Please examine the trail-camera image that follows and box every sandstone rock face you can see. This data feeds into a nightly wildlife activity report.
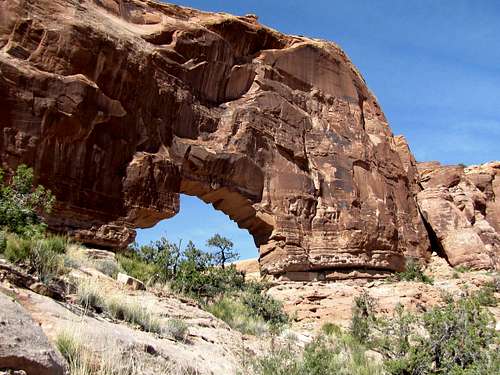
[416,161,500,269]
[0,0,430,277]
[0,292,66,375]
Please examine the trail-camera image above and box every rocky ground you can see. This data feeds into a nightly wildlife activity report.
[0,248,270,375]
[1,248,498,374]
[242,254,500,333]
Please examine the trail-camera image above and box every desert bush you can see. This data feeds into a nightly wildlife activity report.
[379,293,500,374]
[321,322,342,337]
[106,296,161,333]
[0,164,54,236]
[171,263,245,299]
[207,296,268,335]
[395,258,433,284]
[76,279,161,333]
[165,318,189,341]
[76,279,105,312]
[56,329,182,375]
[241,287,288,328]
[253,332,383,375]
[4,234,32,263]
[4,233,69,283]
[116,253,159,284]
[94,259,121,279]
[455,265,471,273]
[350,291,377,343]
[0,230,7,254]
[473,282,498,307]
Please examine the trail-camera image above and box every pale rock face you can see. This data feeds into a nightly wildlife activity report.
[416,162,500,269]
[1,0,429,277]
[0,292,67,375]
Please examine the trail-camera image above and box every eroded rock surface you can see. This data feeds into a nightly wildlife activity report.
[0,292,66,375]
[1,0,431,277]
[417,161,500,269]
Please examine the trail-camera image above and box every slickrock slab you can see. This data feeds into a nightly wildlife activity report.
[0,292,66,375]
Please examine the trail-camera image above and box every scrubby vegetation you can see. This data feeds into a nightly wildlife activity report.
[252,325,384,375]
[56,329,186,374]
[251,287,499,375]
[117,234,289,334]
[0,164,54,236]
[76,279,162,333]
[394,258,433,284]
[0,165,71,283]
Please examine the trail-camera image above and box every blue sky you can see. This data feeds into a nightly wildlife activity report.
[137,0,500,259]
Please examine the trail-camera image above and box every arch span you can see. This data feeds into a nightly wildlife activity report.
[0,0,430,278]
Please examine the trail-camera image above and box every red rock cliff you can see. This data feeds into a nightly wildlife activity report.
[0,0,435,278]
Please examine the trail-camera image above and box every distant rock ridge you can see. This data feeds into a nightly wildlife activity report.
[0,0,497,278]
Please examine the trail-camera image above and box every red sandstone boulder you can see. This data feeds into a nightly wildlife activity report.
[416,162,500,269]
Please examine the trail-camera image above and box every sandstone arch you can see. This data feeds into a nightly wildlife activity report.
[0,0,432,278]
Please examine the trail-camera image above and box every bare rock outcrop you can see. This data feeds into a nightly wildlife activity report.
[0,291,66,375]
[416,161,500,269]
[0,0,431,277]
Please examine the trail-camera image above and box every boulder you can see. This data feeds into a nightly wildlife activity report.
[0,292,66,375]
[416,162,500,269]
[117,273,146,291]
[0,0,430,277]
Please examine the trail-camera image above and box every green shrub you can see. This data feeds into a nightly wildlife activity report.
[4,234,32,263]
[4,234,68,283]
[116,253,159,284]
[252,347,301,375]
[94,259,121,278]
[171,264,245,299]
[241,288,288,328]
[395,258,433,284]
[253,333,383,375]
[0,230,7,254]
[455,265,471,273]
[107,297,161,333]
[321,322,342,337]
[474,282,498,307]
[76,279,161,333]
[381,293,500,374]
[165,318,189,341]
[207,296,268,335]
[0,165,54,236]
[350,291,376,343]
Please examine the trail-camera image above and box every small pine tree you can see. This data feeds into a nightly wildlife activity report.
[206,234,239,269]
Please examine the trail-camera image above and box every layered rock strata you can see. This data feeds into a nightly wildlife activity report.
[1,0,432,277]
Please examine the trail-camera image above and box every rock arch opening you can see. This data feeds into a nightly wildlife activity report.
[135,194,260,261]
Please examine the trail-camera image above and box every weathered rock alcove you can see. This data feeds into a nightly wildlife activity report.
[0,0,453,278]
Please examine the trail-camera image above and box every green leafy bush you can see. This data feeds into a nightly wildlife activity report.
[395,258,433,284]
[252,332,383,375]
[0,165,54,236]
[241,288,288,328]
[473,282,498,307]
[171,264,245,299]
[207,296,268,335]
[116,253,159,284]
[369,292,500,374]
[350,291,376,343]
